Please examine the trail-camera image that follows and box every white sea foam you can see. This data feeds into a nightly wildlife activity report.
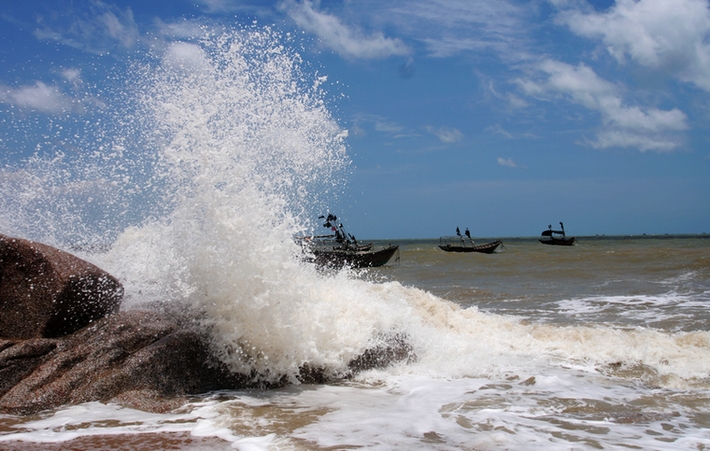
[5,372,710,451]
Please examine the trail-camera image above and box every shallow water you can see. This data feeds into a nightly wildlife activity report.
[380,236,710,331]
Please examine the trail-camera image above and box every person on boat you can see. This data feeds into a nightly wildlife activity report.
[465,228,472,240]
[456,227,466,245]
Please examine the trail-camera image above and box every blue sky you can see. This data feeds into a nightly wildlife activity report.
[1,0,709,239]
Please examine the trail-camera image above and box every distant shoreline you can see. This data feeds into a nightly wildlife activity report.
[367,233,710,243]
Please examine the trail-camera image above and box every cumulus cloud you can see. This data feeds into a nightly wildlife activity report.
[426,125,463,143]
[557,0,710,91]
[0,81,81,114]
[517,59,688,152]
[282,0,410,59]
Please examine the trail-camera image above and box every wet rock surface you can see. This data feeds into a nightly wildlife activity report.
[0,235,413,415]
[0,234,123,339]
[0,310,249,414]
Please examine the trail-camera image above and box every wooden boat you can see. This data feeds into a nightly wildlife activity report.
[438,227,502,254]
[300,213,399,268]
[311,244,400,269]
[539,222,576,246]
[298,235,374,252]
[439,239,502,254]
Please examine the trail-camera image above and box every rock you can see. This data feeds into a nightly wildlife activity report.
[0,308,415,415]
[0,236,415,415]
[108,389,188,414]
[0,310,250,415]
[347,333,415,372]
[0,338,58,397]
[0,234,123,339]
[297,333,415,384]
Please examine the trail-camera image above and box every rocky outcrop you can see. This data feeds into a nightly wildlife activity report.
[0,310,250,415]
[0,234,123,339]
[0,235,414,415]
[0,309,415,414]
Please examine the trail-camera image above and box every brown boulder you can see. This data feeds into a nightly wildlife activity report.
[0,237,415,415]
[0,234,123,339]
[0,310,250,415]
[0,308,415,415]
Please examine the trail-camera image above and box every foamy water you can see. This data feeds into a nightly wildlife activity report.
[2,24,710,450]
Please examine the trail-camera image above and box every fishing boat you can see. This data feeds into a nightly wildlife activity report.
[439,238,502,253]
[310,244,400,269]
[438,227,502,253]
[299,214,399,268]
[539,222,577,246]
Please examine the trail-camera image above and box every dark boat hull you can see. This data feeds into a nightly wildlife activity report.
[439,240,502,254]
[312,245,400,269]
[539,237,577,246]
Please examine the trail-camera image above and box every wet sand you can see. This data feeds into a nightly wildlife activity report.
[0,432,233,451]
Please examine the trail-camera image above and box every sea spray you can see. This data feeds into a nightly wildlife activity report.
[98,27,371,380]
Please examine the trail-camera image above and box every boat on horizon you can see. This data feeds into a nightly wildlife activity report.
[539,222,577,246]
[438,227,503,254]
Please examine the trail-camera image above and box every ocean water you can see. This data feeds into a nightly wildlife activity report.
[1,25,710,451]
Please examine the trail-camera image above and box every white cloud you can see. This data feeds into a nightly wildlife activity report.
[557,0,710,91]
[155,19,209,40]
[101,9,140,48]
[60,68,82,82]
[518,59,688,152]
[376,0,532,60]
[505,93,529,109]
[33,3,141,55]
[195,0,236,13]
[194,0,271,15]
[282,0,410,59]
[374,120,406,134]
[486,80,530,109]
[497,157,518,167]
[352,113,404,134]
[590,130,682,152]
[426,125,463,143]
[487,124,514,139]
[0,81,80,114]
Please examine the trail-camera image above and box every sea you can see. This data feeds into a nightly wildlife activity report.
[1,26,709,451]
